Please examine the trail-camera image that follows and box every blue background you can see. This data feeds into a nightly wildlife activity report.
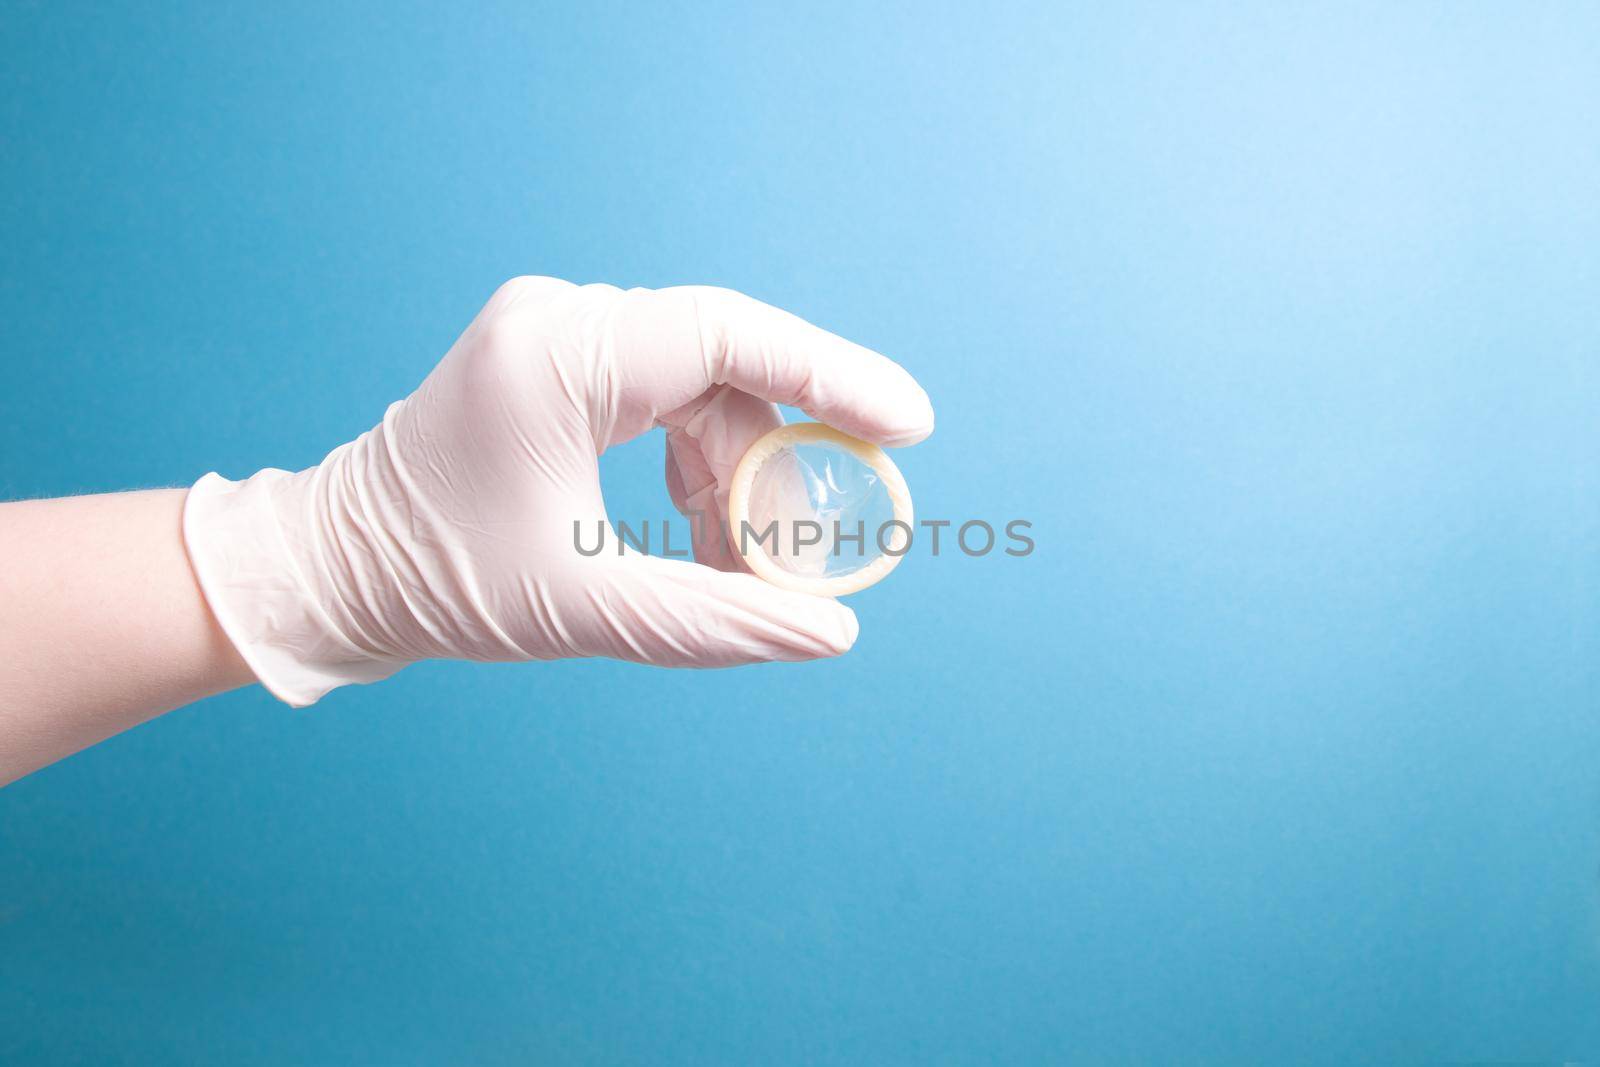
[3,1,1599,1061]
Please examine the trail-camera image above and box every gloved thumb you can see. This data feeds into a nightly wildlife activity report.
[571,552,860,667]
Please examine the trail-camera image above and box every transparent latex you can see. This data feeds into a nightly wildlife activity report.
[744,442,900,579]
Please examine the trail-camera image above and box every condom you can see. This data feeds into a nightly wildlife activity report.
[726,422,914,597]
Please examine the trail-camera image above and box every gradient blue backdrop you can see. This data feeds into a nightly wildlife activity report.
[4,1,1599,1062]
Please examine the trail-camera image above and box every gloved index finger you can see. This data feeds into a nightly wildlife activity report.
[679,286,936,447]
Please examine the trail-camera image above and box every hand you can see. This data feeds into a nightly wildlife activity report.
[183,278,935,706]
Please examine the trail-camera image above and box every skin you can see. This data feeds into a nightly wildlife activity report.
[0,281,935,786]
[0,490,256,784]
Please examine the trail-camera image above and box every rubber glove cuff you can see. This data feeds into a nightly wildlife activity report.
[184,466,405,707]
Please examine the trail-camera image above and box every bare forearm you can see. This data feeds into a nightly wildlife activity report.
[0,489,255,784]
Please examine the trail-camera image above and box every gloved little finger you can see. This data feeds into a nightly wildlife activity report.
[660,385,785,572]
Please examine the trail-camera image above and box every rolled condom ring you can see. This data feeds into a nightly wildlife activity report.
[726,422,914,597]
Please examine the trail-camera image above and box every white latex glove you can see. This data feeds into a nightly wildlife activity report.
[183,278,935,706]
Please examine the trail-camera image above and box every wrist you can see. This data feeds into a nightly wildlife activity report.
[183,463,407,707]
